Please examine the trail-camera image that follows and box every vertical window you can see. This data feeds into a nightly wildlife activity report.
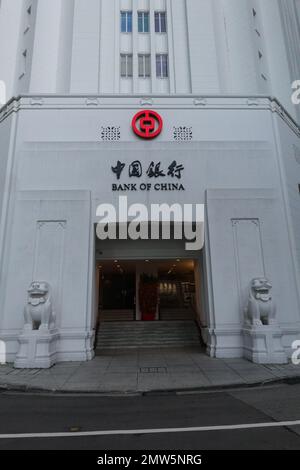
[156,54,168,78]
[24,5,32,33]
[138,54,151,78]
[120,54,133,78]
[138,11,149,33]
[121,11,132,33]
[155,12,167,33]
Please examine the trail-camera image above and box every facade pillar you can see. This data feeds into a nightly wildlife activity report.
[70,0,102,93]
[185,0,220,94]
[217,0,259,94]
[30,0,65,93]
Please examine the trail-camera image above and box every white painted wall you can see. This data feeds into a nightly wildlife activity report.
[0,95,299,361]
[0,0,23,101]
[0,0,299,119]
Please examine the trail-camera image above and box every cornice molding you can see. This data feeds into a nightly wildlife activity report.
[0,94,300,137]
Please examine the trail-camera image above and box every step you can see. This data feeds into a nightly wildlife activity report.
[97,328,200,336]
[96,320,202,350]
[99,310,135,322]
[98,320,197,328]
[160,308,195,321]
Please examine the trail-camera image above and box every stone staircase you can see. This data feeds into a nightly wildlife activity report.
[159,307,195,321]
[99,309,135,322]
[95,320,203,351]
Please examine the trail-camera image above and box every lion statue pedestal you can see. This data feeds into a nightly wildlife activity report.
[242,278,287,364]
[14,282,59,369]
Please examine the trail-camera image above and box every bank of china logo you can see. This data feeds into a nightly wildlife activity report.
[132,110,163,139]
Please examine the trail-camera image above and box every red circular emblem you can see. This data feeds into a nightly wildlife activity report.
[132,110,163,139]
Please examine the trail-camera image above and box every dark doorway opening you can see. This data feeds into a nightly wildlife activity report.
[98,262,136,322]
[102,272,135,310]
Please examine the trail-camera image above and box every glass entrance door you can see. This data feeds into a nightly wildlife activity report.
[102,272,135,310]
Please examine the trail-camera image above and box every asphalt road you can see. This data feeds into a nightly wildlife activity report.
[0,383,300,450]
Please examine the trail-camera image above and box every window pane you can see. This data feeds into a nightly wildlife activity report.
[120,55,126,76]
[144,13,149,33]
[127,55,133,77]
[156,55,162,77]
[156,55,168,78]
[138,56,144,77]
[121,11,132,32]
[138,13,143,32]
[155,12,166,33]
[139,55,149,77]
[155,12,160,32]
[138,12,149,33]
[139,55,151,77]
[127,12,132,32]
[162,55,168,77]
[121,54,133,77]
[161,13,167,32]
[121,12,126,32]
[145,55,151,77]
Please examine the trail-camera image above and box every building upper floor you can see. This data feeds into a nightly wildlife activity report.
[0,0,300,122]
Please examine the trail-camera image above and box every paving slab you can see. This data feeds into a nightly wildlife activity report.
[0,348,300,394]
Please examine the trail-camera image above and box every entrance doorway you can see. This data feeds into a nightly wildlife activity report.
[97,259,201,323]
[94,236,206,351]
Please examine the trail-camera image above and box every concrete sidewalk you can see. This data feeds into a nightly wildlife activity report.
[0,347,300,394]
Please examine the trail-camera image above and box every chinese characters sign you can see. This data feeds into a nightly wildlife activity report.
[111,161,185,192]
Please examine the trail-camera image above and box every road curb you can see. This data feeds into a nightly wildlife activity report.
[1,375,300,396]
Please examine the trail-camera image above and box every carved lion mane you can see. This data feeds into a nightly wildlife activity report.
[245,277,276,327]
[24,281,55,331]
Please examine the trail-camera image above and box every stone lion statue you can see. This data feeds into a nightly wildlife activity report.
[245,277,276,327]
[24,282,55,332]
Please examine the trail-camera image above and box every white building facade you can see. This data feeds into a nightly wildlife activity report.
[0,0,300,364]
